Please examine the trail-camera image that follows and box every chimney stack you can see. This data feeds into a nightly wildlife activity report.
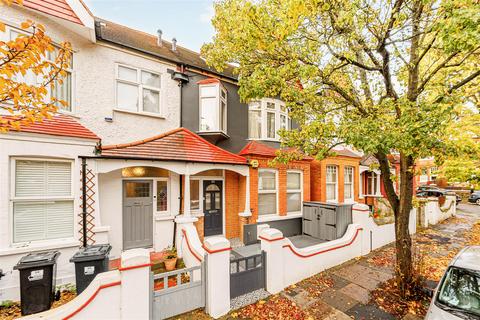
[157,29,162,46]
[172,38,177,51]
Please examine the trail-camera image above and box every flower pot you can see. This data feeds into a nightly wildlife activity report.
[164,258,177,271]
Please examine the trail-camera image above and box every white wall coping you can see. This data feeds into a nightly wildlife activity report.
[175,215,198,224]
[204,236,230,252]
[259,228,284,241]
[120,248,150,269]
[92,225,110,232]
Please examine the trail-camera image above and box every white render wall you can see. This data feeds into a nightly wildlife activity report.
[0,132,97,302]
[1,6,181,145]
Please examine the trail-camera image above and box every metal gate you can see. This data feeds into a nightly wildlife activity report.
[152,263,205,319]
[230,251,266,299]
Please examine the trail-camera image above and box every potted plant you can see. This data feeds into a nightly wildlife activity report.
[163,246,177,271]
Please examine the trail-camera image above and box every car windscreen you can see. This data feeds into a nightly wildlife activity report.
[436,266,480,319]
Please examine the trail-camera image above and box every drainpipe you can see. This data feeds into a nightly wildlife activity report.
[81,157,88,248]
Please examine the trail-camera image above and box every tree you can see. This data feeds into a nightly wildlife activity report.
[202,0,480,295]
[0,0,72,131]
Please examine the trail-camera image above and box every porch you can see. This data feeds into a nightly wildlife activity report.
[80,128,251,259]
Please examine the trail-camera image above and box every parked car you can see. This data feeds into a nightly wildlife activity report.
[468,191,480,206]
[425,246,480,320]
[416,189,462,205]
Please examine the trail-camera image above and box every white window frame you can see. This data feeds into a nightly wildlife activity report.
[248,98,289,141]
[326,165,338,202]
[365,171,380,196]
[10,157,76,246]
[258,169,279,217]
[198,83,227,133]
[286,170,303,215]
[154,178,170,215]
[4,25,75,114]
[115,64,162,117]
[344,166,354,203]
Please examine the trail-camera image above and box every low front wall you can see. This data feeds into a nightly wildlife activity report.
[260,203,418,293]
[421,195,456,227]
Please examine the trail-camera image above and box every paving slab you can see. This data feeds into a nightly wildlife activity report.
[282,288,315,308]
[345,303,396,320]
[339,283,370,305]
[402,313,423,320]
[303,299,335,319]
[334,270,381,290]
[319,289,359,312]
[328,274,351,290]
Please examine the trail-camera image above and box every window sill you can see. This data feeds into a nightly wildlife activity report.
[248,138,280,143]
[257,213,302,223]
[113,108,166,119]
[0,239,80,257]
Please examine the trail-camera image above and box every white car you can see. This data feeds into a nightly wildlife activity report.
[426,246,480,319]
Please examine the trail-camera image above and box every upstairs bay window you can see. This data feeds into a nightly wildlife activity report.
[248,99,289,141]
[12,159,74,243]
[287,171,303,214]
[8,28,73,112]
[258,169,278,216]
[199,84,227,133]
[326,165,338,202]
[116,65,161,115]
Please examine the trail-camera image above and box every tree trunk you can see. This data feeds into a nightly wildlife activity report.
[395,153,415,295]
[376,151,415,297]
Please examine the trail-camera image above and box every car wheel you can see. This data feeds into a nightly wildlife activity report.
[476,199,480,206]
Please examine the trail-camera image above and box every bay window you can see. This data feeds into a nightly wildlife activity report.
[248,99,289,141]
[12,159,74,243]
[366,172,379,195]
[258,169,277,216]
[199,83,227,132]
[326,165,338,202]
[116,65,161,115]
[287,171,302,213]
[344,167,354,201]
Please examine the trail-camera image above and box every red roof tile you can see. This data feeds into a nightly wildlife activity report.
[239,141,313,160]
[23,0,83,25]
[197,78,220,85]
[1,114,99,140]
[101,128,248,165]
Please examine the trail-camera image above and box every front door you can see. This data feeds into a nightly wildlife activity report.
[203,180,223,236]
[123,180,153,250]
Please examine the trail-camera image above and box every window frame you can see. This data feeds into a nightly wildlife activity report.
[154,178,170,215]
[286,170,303,215]
[365,171,379,196]
[5,25,75,114]
[344,166,354,202]
[198,83,228,133]
[115,63,162,117]
[10,157,76,246]
[248,98,289,141]
[326,165,338,202]
[258,169,279,217]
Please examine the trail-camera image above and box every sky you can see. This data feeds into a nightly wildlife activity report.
[83,0,216,52]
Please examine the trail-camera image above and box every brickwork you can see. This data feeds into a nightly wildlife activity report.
[225,171,241,239]
[310,156,361,203]
[245,156,312,223]
[194,216,205,242]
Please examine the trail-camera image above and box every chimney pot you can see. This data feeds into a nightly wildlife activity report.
[172,38,177,51]
[157,29,162,46]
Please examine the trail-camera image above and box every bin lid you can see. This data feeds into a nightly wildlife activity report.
[14,251,60,270]
[70,244,112,262]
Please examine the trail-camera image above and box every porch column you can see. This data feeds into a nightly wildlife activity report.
[244,174,251,214]
[184,174,191,216]
[376,171,381,196]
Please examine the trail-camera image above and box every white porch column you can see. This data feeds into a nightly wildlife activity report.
[358,171,363,198]
[243,174,251,215]
[184,174,191,216]
[376,171,381,196]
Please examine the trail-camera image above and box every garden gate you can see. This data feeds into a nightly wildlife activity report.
[230,251,266,298]
[152,263,205,319]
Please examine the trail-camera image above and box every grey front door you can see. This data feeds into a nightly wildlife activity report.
[203,180,223,236]
[123,180,153,250]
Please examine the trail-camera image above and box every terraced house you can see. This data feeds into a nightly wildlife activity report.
[0,0,364,302]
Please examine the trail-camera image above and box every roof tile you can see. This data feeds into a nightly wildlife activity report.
[101,128,248,165]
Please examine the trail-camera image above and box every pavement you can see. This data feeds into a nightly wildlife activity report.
[276,203,480,320]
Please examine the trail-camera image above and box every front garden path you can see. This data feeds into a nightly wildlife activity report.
[172,203,480,320]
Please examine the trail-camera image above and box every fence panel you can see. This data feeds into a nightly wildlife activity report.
[230,251,266,299]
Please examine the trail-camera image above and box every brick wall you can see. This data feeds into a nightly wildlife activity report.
[310,156,361,203]
[246,156,312,223]
[225,171,241,239]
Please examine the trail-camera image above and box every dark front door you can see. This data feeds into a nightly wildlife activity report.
[203,180,223,236]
